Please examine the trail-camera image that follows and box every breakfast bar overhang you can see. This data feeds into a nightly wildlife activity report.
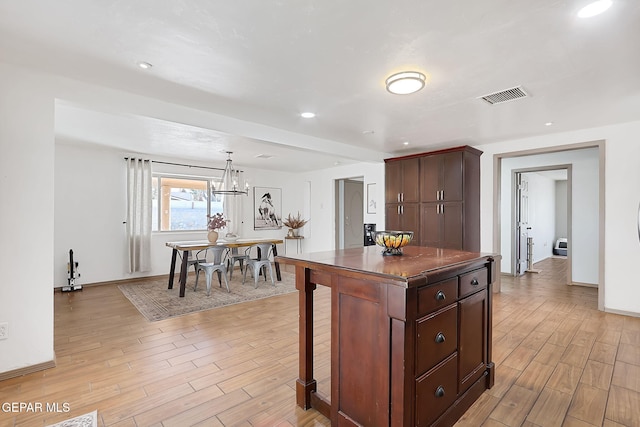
[276,245,500,427]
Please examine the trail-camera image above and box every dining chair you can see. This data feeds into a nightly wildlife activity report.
[227,247,250,280]
[242,243,275,288]
[185,249,207,282]
[194,246,230,295]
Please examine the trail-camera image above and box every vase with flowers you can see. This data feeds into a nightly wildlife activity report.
[282,211,309,237]
[207,213,227,242]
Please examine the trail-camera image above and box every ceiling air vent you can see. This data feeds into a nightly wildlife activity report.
[478,86,528,105]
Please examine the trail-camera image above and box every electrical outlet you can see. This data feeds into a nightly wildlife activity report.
[0,322,8,340]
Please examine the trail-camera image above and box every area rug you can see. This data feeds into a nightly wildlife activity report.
[46,410,97,427]
[119,270,296,321]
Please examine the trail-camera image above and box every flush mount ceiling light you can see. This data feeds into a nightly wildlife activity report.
[385,71,426,95]
[300,112,316,118]
[137,61,152,69]
[578,0,612,18]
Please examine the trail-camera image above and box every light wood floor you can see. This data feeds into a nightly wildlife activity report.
[1,258,639,426]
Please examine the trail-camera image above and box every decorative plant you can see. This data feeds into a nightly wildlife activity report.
[207,213,227,231]
[282,211,309,229]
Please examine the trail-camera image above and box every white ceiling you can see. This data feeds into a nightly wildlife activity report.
[1,0,639,171]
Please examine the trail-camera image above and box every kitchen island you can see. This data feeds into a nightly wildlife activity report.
[276,245,499,427]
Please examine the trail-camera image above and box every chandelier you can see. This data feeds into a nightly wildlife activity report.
[213,152,249,196]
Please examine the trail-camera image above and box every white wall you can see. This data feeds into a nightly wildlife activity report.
[0,63,55,372]
[526,172,557,263]
[556,181,568,240]
[477,120,640,315]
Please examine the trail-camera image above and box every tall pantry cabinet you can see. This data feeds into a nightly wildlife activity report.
[384,146,481,251]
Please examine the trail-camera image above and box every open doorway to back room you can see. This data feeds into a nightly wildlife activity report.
[513,167,570,283]
[495,142,604,310]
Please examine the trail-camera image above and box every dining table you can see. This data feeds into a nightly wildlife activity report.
[166,238,284,297]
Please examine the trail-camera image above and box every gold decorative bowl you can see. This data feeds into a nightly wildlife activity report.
[372,230,414,255]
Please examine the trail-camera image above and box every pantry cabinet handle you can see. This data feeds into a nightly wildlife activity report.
[435,386,445,398]
[435,332,446,343]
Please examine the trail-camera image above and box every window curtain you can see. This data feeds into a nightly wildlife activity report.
[126,158,152,273]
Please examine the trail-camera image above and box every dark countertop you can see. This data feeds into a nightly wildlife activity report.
[276,245,498,284]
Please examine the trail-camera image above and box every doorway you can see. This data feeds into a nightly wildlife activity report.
[335,178,364,249]
[513,166,571,284]
[494,141,604,310]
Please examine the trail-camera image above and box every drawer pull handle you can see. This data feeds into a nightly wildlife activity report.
[435,332,446,343]
[470,278,479,286]
[435,386,445,398]
[435,290,446,301]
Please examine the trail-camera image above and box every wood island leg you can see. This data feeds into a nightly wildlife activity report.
[296,266,316,409]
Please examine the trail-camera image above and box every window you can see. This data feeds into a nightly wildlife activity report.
[152,175,223,231]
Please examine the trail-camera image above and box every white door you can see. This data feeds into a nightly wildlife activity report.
[515,173,530,275]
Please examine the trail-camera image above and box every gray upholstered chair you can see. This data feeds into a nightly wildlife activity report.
[242,243,275,288]
[195,246,230,295]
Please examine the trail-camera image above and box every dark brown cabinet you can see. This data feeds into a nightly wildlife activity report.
[421,202,463,249]
[414,265,491,427]
[385,157,420,204]
[385,146,481,251]
[385,157,421,244]
[420,151,463,203]
[386,203,420,245]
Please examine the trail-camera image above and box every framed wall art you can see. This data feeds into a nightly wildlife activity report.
[253,187,283,230]
[367,183,377,214]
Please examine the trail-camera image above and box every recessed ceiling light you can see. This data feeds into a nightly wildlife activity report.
[385,71,426,95]
[362,130,375,135]
[403,141,410,146]
[545,122,554,126]
[300,112,316,119]
[577,0,612,18]
[137,61,152,69]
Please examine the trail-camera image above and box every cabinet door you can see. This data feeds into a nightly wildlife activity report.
[385,161,403,204]
[420,155,440,202]
[385,204,401,231]
[441,202,463,249]
[402,158,420,203]
[385,158,420,204]
[441,151,463,201]
[401,203,420,245]
[458,289,488,394]
[387,203,419,243]
[420,203,440,247]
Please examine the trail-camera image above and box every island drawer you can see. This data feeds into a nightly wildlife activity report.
[417,277,458,316]
[459,267,488,298]
[415,353,458,427]
[416,303,457,376]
